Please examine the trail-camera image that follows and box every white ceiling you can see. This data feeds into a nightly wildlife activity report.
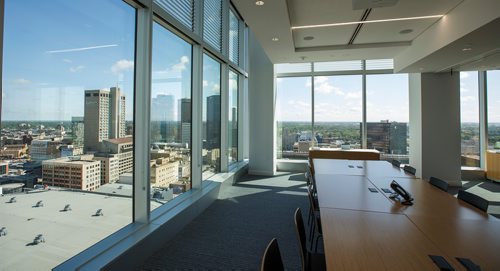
[232,0,500,72]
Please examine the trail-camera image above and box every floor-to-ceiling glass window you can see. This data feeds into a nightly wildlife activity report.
[151,22,192,206]
[228,70,238,165]
[313,75,363,149]
[275,77,312,160]
[202,54,221,178]
[460,71,480,167]
[0,0,135,269]
[487,70,500,150]
[366,74,409,163]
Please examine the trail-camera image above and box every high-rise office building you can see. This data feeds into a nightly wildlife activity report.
[179,98,191,146]
[71,116,84,147]
[84,88,126,151]
[366,121,407,155]
[109,87,126,139]
[206,95,220,149]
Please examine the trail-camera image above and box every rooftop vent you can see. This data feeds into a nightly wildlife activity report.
[62,204,71,212]
[94,209,104,216]
[118,185,123,190]
[0,227,7,236]
[33,234,45,244]
[34,200,44,207]
[8,197,16,203]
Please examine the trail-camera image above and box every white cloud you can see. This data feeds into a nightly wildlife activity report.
[111,59,134,74]
[212,84,220,92]
[345,91,361,99]
[460,72,470,79]
[14,78,31,85]
[63,59,72,63]
[276,78,283,83]
[314,77,344,95]
[461,96,476,102]
[171,56,189,71]
[203,80,208,87]
[69,65,85,73]
[461,87,469,93]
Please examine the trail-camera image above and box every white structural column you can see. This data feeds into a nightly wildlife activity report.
[409,72,461,185]
[248,30,275,175]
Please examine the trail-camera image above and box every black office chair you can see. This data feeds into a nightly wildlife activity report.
[260,238,284,271]
[294,208,326,271]
[306,186,322,250]
[457,190,489,213]
[391,159,401,168]
[403,165,416,175]
[429,177,449,192]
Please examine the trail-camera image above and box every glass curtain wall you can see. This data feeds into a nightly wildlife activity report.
[228,70,238,165]
[0,0,136,269]
[487,70,500,149]
[460,71,480,167]
[313,75,362,149]
[151,22,192,206]
[276,77,312,160]
[366,74,409,163]
[202,54,221,177]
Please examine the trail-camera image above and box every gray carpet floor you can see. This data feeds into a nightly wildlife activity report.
[140,173,310,271]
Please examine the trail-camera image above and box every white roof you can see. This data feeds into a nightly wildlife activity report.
[0,189,161,270]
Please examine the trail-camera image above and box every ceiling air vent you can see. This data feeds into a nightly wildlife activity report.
[352,0,398,10]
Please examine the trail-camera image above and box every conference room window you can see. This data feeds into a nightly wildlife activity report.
[366,74,409,163]
[228,70,238,165]
[202,54,221,178]
[203,0,223,53]
[313,75,362,149]
[460,71,480,167]
[276,77,312,160]
[228,9,240,65]
[1,0,136,269]
[487,70,500,149]
[151,21,193,204]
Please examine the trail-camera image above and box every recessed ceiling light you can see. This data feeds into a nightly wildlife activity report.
[255,1,264,6]
[272,37,279,41]
[303,36,315,41]
[399,29,413,34]
[291,15,443,29]
[462,44,472,51]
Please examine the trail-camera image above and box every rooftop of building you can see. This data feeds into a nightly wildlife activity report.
[105,137,133,145]
[0,188,161,270]
[42,156,98,165]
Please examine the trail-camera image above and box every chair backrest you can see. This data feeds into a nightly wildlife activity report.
[391,159,401,168]
[429,177,449,192]
[403,165,416,175]
[294,208,307,271]
[260,238,284,271]
[307,186,319,212]
[458,190,489,213]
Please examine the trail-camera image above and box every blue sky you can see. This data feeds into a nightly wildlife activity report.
[2,0,136,121]
[276,73,409,122]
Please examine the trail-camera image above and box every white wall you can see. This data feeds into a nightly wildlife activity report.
[409,72,461,185]
[248,30,275,175]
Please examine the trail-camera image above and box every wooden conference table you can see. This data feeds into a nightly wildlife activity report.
[313,159,500,271]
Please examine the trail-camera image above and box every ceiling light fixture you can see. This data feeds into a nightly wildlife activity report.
[291,15,444,30]
[399,29,413,34]
[255,1,264,6]
[303,36,315,40]
[272,37,279,41]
